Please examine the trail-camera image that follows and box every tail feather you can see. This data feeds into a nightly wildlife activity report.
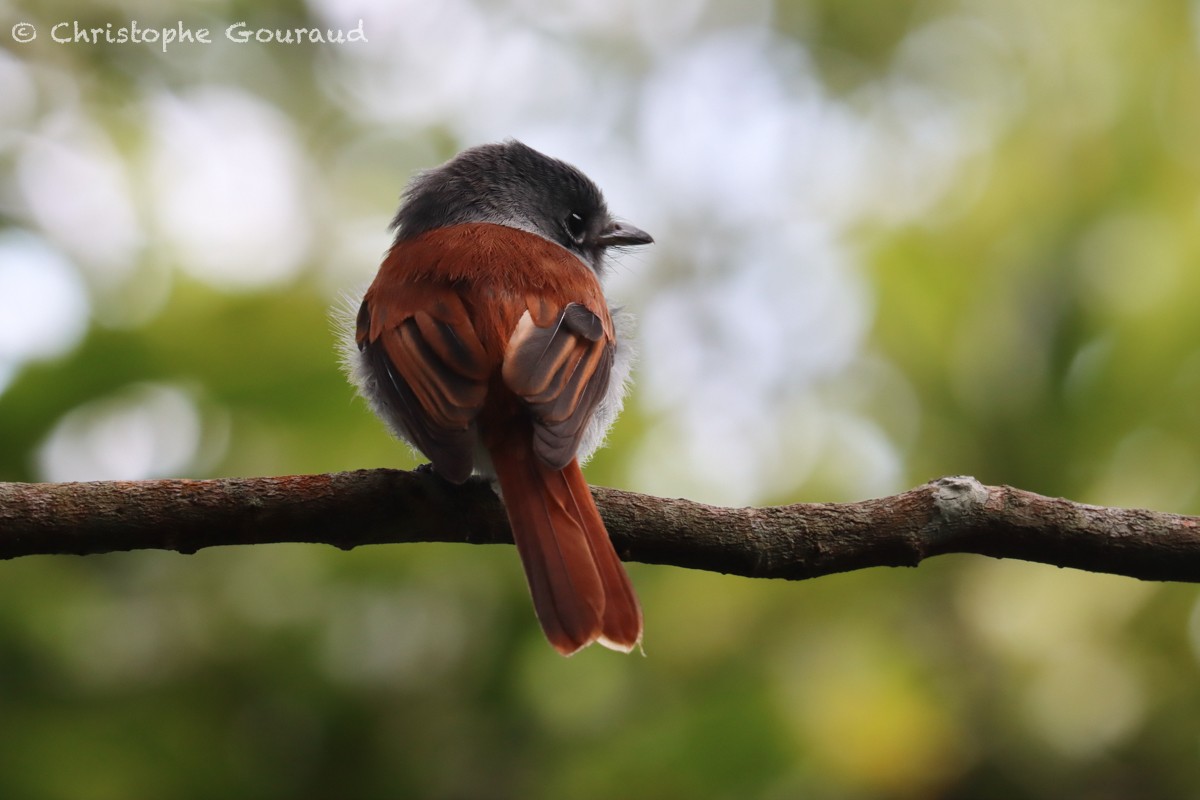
[558,462,642,652]
[491,443,643,655]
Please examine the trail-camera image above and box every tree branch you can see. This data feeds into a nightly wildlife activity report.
[1,472,1198,582]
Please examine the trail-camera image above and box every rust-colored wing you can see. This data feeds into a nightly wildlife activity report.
[356,222,616,480]
[502,301,614,470]
[356,283,491,483]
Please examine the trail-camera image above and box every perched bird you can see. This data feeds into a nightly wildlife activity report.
[344,141,652,655]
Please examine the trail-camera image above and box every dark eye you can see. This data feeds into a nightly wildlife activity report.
[564,212,587,243]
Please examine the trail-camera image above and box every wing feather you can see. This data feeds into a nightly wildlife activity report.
[357,288,491,483]
[503,303,614,470]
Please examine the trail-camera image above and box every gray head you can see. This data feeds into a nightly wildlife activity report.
[391,140,652,273]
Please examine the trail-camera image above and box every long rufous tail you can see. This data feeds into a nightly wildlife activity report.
[489,442,642,656]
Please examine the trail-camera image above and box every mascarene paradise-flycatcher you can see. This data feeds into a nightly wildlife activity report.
[343,141,652,655]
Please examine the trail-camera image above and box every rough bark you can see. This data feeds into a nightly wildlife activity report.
[1,472,1198,582]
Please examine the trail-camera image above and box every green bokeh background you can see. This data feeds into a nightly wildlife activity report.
[3,1,1200,797]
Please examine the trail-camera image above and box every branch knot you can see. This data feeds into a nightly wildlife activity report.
[926,475,989,542]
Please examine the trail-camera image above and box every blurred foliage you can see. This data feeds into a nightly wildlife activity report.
[3,0,1200,798]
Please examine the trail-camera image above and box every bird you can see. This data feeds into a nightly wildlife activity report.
[343,140,652,655]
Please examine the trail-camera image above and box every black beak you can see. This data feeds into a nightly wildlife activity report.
[596,220,653,247]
